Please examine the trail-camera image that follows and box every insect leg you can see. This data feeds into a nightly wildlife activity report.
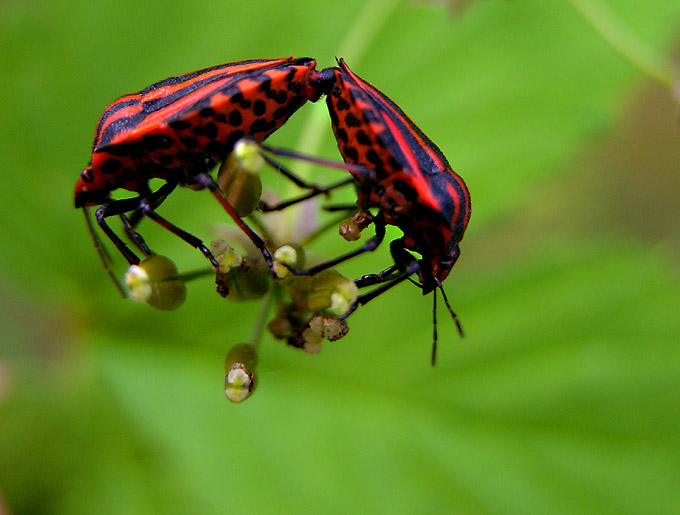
[290,214,387,277]
[259,177,354,212]
[95,197,144,265]
[137,198,220,269]
[338,244,420,320]
[353,264,401,288]
[120,182,178,255]
[119,214,153,257]
[193,173,276,276]
[124,181,178,230]
[82,207,127,297]
[322,203,360,212]
[260,153,324,190]
[259,143,375,180]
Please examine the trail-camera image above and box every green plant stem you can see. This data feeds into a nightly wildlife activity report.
[566,0,676,87]
[178,267,214,283]
[250,292,273,349]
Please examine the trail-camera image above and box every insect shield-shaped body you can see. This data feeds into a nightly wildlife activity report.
[75,57,323,207]
[75,57,327,294]
[324,60,471,362]
[326,60,470,292]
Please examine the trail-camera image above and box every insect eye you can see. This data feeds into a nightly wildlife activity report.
[80,169,94,183]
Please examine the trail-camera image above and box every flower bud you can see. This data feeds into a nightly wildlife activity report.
[272,244,305,279]
[268,316,293,340]
[329,280,359,316]
[217,139,264,217]
[302,319,323,354]
[322,316,350,341]
[124,255,186,311]
[215,265,270,301]
[339,210,373,242]
[224,343,257,403]
[339,220,361,241]
[211,240,243,273]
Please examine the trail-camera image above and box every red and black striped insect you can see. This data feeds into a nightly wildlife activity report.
[75,57,329,293]
[278,59,472,364]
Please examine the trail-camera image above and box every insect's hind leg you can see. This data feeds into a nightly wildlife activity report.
[194,172,276,275]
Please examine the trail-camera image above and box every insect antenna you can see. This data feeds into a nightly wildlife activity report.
[82,207,127,298]
[431,287,438,366]
[436,278,464,338]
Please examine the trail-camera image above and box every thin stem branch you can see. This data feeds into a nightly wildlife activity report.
[250,292,273,349]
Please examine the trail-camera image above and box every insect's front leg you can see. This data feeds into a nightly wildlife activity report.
[95,196,146,265]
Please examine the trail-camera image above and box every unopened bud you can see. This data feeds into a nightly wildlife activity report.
[217,139,264,217]
[322,316,350,341]
[125,255,186,311]
[224,343,257,403]
[211,240,243,273]
[216,264,270,301]
[233,138,264,174]
[339,210,373,241]
[268,316,293,340]
[329,280,359,316]
[273,244,304,279]
[339,220,361,241]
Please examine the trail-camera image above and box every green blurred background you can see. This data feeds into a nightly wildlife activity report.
[2,0,680,513]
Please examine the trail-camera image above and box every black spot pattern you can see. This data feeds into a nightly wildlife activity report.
[169,120,191,130]
[181,137,199,149]
[344,112,362,128]
[204,122,218,139]
[101,159,123,175]
[365,149,382,167]
[225,130,244,149]
[335,127,348,144]
[229,110,242,126]
[204,140,225,156]
[83,59,320,215]
[392,179,418,202]
[253,100,266,116]
[336,97,349,111]
[250,118,276,133]
[272,106,291,120]
[344,145,358,161]
[356,129,372,146]
[103,144,129,157]
[115,168,135,186]
[142,134,173,151]
[387,156,402,170]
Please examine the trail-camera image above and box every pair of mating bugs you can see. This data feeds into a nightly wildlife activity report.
[75,57,471,363]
